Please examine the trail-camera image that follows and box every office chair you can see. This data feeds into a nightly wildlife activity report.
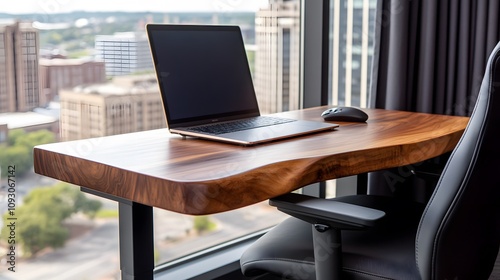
[240,41,500,280]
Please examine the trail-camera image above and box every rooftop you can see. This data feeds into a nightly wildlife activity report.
[95,31,148,40]
[0,112,58,129]
[39,57,103,66]
[70,74,158,96]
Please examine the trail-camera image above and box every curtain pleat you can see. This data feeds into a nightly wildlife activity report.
[445,0,459,115]
[367,0,500,198]
[370,0,500,116]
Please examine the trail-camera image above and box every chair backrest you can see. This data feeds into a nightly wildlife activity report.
[416,41,500,279]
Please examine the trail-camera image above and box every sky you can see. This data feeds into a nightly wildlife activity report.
[1,0,270,14]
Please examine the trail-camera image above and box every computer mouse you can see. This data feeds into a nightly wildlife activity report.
[321,107,368,122]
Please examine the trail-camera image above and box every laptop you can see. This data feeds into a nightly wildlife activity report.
[146,24,338,146]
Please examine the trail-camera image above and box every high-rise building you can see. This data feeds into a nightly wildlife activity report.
[0,21,40,113]
[95,32,154,77]
[39,58,106,104]
[59,74,165,141]
[329,0,377,107]
[254,0,377,112]
[254,0,301,114]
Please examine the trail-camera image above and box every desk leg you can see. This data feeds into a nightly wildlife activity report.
[357,173,368,194]
[119,201,155,280]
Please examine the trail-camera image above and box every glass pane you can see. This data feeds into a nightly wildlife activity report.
[329,0,377,108]
[254,0,301,114]
[0,0,297,278]
[153,0,299,265]
[326,0,377,198]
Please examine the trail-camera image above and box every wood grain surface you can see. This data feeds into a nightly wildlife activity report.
[33,106,469,215]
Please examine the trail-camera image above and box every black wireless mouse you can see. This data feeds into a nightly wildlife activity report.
[321,107,368,122]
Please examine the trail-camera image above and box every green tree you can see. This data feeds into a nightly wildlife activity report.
[14,129,55,149]
[0,145,31,177]
[15,208,69,257]
[47,32,63,45]
[14,129,55,159]
[1,183,102,257]
[6,129,25,146]
[193,216,216,234]
[0,129,55,177]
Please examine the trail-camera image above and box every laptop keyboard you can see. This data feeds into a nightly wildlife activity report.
[186,116,296,135]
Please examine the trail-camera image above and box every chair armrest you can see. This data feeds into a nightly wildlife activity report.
[270,193,385,230]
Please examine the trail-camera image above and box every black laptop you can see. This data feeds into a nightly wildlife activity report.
[146,24,338,145]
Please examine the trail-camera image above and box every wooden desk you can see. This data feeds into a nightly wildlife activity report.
[33,107,469,279]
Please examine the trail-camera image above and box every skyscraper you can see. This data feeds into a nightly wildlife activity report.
[95,32,153,77]
[0,21,40,113]
[254,0,377,113]
[254,0,301,114]
[329,0,377,107]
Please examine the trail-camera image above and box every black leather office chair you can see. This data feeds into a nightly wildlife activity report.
[240,42,500,280]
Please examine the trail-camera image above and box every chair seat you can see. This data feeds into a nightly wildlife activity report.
[241,195,425,280]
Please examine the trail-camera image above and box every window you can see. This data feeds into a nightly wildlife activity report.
[329,0,377,108]
[0,0,378,278]
[324,0,377,197]
[150,0,297,265]
[0,1,291,279]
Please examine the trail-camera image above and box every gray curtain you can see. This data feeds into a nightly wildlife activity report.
[370,0,500,116]
[367,0,500,198]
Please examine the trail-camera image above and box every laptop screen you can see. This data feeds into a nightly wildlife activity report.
[147,24,260,127]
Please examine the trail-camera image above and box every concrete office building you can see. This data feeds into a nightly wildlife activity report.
[0,21,40,113]
[39,58,106,105]
[95,32,154,77]
[59,74,165,141]
[254,0,301,114]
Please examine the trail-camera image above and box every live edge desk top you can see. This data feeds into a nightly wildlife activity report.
[33,106,469,215]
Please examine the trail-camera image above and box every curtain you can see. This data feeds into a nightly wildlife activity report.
[370,0,500,115]
[367,0,500,198]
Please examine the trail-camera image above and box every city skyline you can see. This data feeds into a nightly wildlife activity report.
[0,1,380,278]
[1,0,269,15]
